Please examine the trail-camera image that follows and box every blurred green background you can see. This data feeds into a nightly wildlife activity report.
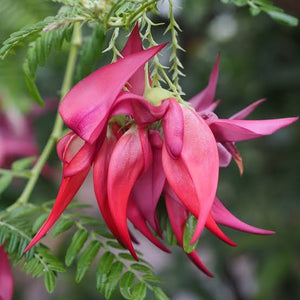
[0,0,299,299]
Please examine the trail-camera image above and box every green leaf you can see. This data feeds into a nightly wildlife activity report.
[12,157,36,171]
[0,174,13,194]
[106,241,126,250]
[65,229,89,266]
[32,213,49,233]
[132,282,147,300]
[166,220,177,246]
[183,215,198,254]
[76,240,102,283]
[130,263,152,274]
[6,231,19,253]
[23,64,45,106]
[96,252,115,293]
[153,287,170,300]
[75,23,106,82]
[249,6,261,16]
[142,274,162,283]
[44,271,56,293]
[0,226,9,245]
[51,218,74,238]
[265,10,298,27]
[120,271,135,299]
[104,261,124,299]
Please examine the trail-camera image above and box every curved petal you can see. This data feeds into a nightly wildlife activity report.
[93,132,126,245]
[131,131,165,233]
[25,167,90,251]
[56,132,75,162]
[127,197,170,252]
[121,23,145,95]
[0,245,13,300]
[189,54,219,112]
[59,44,166,144]
[162,106,219,243]
[210,117,298,142]
[205,214,237,246]
[212,198,275,235]
[230,99,266,120]
[112,92,169,125]
[165,188,213,277]
[107,127,145,259]
[163,99,184,158]
[217,143,232,167]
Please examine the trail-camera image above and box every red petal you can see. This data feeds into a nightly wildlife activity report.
[230,99,266,120]
[189,54,219,112]
[205,214,237,246]
[121,24,145,95]
[93,132,126,245]
[25,168,90,252]
[127,197,170,252]
[162,106,219,243]
[107,127,145,259]
[163,99,184,158]
[0,245,13,300]
[165,188,213,277]
[59,44,166,144]
[212,198,275,235]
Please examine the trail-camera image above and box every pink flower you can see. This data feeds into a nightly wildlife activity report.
[26,25,298,276]
[0,245,14,300]
[0,105,37,167]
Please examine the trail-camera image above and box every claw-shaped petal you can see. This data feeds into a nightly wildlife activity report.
[210,117,298,142]
[165,188,213,277]
[230,99,266,120]
[189,54,219,112]
[162,106,219,243]
[60,44,166,144]
[212,198,275,235]
[163,99,184,158]
[107,127,145,259]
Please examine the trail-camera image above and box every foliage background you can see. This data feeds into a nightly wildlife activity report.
[0,0,299,299]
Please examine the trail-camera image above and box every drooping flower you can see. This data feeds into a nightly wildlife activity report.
[0,245,14,300]
[26,24,298,275]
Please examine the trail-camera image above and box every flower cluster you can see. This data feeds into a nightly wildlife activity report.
[25,25,297,276]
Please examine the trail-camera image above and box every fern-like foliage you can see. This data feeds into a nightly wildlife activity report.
[0,202,169,299]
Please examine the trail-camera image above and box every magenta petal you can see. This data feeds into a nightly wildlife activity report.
[212,198,275,235]
[163,99,184,158]
[0,245,13,300]
[131,131,165,233]
[210,117,298,142]
[59,44,166,144]
[112,92,169,125]
[25,168,90,251]
[56,132,75,162]
[107,127,145,259]
[63,139,96,177]
[162,106,219,243]
[121,24,145,95]
[217,143,232,167]
[230,99,266,120]
[189,54,219,112]
[127,198,170,252]
[165,188,213,277]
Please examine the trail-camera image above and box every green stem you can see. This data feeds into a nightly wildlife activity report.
[6,24,82,213]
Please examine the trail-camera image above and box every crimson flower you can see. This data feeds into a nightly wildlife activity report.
[25,25,297,276]
[0,245,13,300]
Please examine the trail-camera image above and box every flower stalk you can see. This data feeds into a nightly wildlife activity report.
[6,23,82,213]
